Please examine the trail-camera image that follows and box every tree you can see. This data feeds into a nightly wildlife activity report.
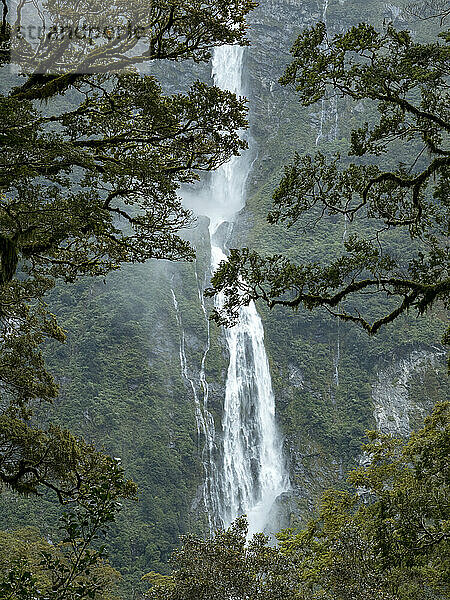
[5,1,255,95]
[0,0,254,406]
[0,0,256,595]
[144,516,299,600]
[0,410,136,600]
[0,430,137,599]
[0,0,254,477]
[405,1,450,23]
[278,402,450,600]
[146,404,449,600]
[209,19,449,339]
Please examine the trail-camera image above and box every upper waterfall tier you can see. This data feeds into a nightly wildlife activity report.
[182,45,249,231]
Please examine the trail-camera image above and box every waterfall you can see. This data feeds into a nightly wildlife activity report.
[171,286,220,531]
[179,45,289,535]
[212,259,289,536]
[195,266,211,410]
[171,288,207,443]
[334,321,340,388]
[315,0,339,146]
[206,45,289,536]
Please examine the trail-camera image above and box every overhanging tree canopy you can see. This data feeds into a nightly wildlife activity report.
[0,0,255,410]
[209,20,449,338]
[0,1,255,594]
[278,402,449,600]
[144,403,449,600]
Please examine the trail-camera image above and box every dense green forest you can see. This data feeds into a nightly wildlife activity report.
[0,0,448,599]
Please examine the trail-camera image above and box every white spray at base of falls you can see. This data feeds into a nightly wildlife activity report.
[204,45,289,536]
[212,245,290,536]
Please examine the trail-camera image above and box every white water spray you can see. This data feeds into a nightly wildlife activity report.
[211,257,290,535]
[201,46,289,536]
[171,288,207,444]
[179,45,289,535]
[334,321,340,388]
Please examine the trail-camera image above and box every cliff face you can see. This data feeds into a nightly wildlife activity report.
[0,0,447,595]
[372,350,446,437]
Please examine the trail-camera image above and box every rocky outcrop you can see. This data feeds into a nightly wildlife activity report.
[372,350,445,437]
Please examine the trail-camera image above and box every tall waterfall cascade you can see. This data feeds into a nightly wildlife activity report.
[183,45,290,537]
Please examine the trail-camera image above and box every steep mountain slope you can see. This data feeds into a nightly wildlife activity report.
[0,1,447,597]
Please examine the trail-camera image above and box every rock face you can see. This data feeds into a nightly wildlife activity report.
[226,0,448,526]
[372,350,445,437]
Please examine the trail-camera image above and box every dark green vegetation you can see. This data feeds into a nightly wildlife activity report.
[0,1,255,598]
[0,454,135,600]
[235,0,449,488]
[0,1,448,599]
[146,402,450,600]
[145,516,298,600]
[211,19,449,337]
[0,1,253,410]
[0,528,122,600]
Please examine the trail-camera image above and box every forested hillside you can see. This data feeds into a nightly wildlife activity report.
[0,1,448,599]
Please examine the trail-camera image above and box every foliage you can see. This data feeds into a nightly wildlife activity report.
[209,19,449,339]
[0,69,247,411]
[279,401,450,600]
[0,414,135,500]
[0,408,136,598]
[405,1,450,23]
[4,1,256,90]
[0,1,255,596]
[0,259,213,596]
[0,446,136,600]
[143,403,449,600]
[1,2,447,596]
[0,0,253,446]
[38,456,135,600]
[144,516,298,600]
